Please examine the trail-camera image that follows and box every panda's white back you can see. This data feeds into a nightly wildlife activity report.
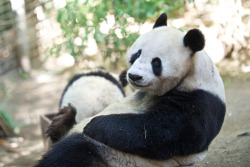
[179,50,226,102]
[60,71,125,122]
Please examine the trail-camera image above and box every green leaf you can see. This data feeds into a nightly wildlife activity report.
[0,110,17,129]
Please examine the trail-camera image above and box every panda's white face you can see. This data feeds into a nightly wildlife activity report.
[126,27,193,96]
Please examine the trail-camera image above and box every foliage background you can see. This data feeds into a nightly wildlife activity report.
[49,0,193,69]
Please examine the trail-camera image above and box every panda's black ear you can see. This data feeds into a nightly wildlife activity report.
[184,29,205,52]
[153,13,167,29]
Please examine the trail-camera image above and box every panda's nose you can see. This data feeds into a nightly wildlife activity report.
[128,73,143,81]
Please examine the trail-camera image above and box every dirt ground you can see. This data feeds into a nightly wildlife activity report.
[0,69,249,167]
[196,74,250,167]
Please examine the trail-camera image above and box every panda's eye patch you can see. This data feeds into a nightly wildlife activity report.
[151,57,162,76]
[152,58,161,67]
[130,49,142,65]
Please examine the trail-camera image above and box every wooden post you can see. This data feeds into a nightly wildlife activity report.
[10,0,31,73]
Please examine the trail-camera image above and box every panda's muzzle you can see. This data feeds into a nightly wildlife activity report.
[128,73,143,82]
[128,73,150,88]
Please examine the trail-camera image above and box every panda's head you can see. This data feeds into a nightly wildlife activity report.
[126,13,205,96]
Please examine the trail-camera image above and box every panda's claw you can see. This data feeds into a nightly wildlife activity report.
[68,103,73,108]
[68,103,77,114]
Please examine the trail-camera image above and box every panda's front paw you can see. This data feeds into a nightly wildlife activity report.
[46,103,77,143]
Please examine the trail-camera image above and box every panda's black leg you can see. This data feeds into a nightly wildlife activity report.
[46,103,77,143]
[35,133,108,167]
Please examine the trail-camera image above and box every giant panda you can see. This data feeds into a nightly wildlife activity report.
[35,13,226,167]
[46,68,126,143]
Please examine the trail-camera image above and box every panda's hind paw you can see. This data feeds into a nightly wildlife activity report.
[46,104,77,143]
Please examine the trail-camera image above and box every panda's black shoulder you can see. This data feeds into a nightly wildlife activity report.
[154,89,226,150]
[157,89,226,118]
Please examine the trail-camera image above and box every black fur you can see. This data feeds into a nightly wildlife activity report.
[119,70,128,87]
[153,13,167,28]
[129,49,142,65]
[84,89,225,160]
[151,57,162,76]
[59,70,125,107]
[35,134,108,167]
[184,29,205,53]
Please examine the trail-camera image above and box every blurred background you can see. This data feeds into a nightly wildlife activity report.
[0,0,249,166]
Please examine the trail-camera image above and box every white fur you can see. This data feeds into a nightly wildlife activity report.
[178,51,226,102]
[126,27,191,96]
[87,137,207,167]
[61,71,124,122]
[126,26,225,102]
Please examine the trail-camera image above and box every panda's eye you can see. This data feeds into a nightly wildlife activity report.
[152,57,161,67]
[151,57,162,76]
[130,49,142,65]
[152,59,160,67]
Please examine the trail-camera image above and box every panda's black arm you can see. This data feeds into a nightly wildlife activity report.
[84,111,182,160]
[84,90,226,160]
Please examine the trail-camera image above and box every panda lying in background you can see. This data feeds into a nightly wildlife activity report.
[46,68,126,143]
[36,13,226,167]
[60,68,126,122]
